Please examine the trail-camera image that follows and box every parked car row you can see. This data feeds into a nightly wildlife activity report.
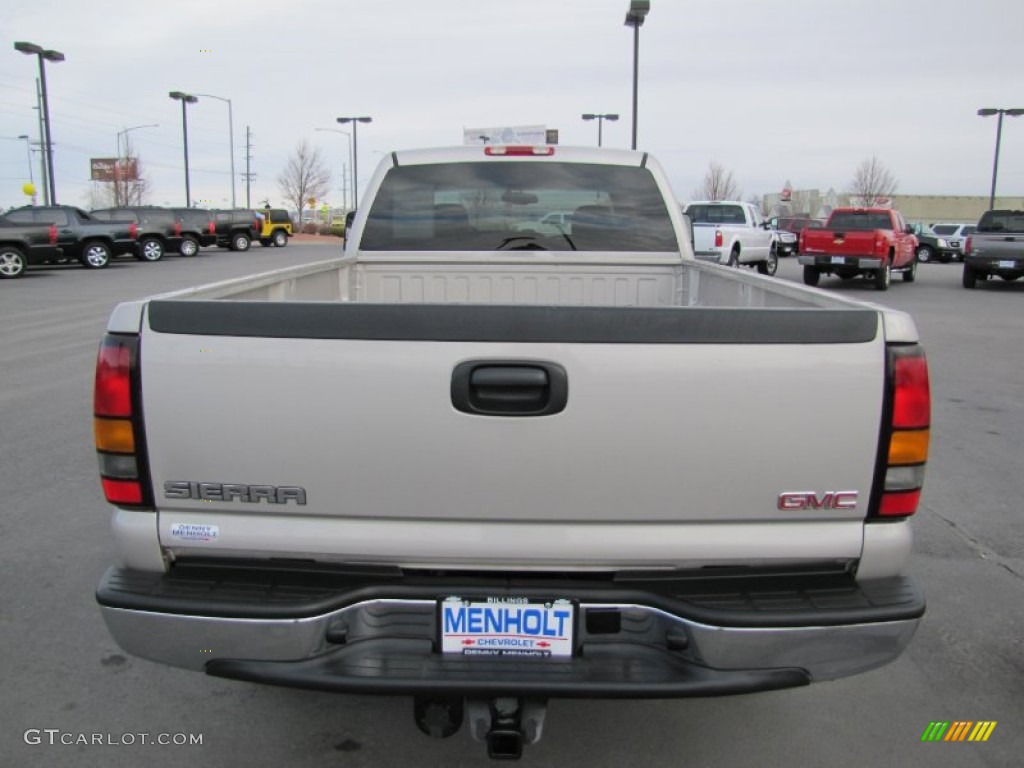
[0,205,293,278]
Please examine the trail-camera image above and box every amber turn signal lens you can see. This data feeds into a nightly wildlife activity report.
[888,429,929,466]
[94,417,135,453]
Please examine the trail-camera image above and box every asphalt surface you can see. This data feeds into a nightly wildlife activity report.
[1,248,1021,767]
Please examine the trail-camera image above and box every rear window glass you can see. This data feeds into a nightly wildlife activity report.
[361,162,677,252]
[978,211,1024,233]
[827,211,894,231]
[687,205,746,225]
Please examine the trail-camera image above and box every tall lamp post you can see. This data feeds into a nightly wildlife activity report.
[581,113,619,147]
[169,91,198,206]
[194,93,236,208]
[315,127,353,210]
[14,41,64,204]
[623,1,650,151]
[336,116,372,209]
[977,107,1024,210]
[115,124,158,206]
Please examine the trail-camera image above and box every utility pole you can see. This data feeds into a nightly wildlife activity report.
[242,126,256,209]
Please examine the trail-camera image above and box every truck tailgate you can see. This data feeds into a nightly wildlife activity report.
[803,230,878,255]
[138,302,885,568]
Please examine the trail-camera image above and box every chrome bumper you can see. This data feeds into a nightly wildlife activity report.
[100,597,920,689]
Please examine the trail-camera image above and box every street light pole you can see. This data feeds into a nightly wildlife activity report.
[581,113,620,147]
[336,116,372,210]
[34,78,48,204]
[195,94,236,208]
[169,91,198,206]
[15,42,64,204]
[315,127,353,210]
[623,2,650,151]
[115,124,158,206]
[977,107,1024,210]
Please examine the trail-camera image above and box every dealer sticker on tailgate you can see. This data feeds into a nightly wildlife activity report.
[440,597,575,658]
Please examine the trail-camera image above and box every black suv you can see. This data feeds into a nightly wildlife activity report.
[172,209,217,256]
[912,225,960,264]
[212,210,262,251]
[92,207,177,262]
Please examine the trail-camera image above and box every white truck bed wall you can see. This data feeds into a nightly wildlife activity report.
[177,255,850,310]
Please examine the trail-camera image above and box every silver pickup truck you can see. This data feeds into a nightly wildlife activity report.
[962,209,1024,288]
[94,145,930,759]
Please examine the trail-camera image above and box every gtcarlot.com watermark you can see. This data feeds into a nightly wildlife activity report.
[24,729,203,746]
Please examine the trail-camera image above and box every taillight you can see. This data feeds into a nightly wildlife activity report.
[964,235,972,256]
[49,223,57,245]
[874,345,930,518]
[94,334,152,508]
[208,220,216,235]
[714,230,723,248]
[484,146,555,156]
[174,221,182,237]
[129,222,138,239]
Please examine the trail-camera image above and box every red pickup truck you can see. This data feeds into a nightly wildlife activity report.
[798,208,918,291]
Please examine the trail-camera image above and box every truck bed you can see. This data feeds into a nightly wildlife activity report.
[105,253,913,572]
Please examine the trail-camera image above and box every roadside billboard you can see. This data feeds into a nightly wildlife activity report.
[90,157,139,182]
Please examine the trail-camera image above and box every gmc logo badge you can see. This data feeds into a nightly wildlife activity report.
[778,491,858,511]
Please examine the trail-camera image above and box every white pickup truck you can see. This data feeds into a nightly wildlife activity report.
[94,145,930,759]
[684,199,778,275]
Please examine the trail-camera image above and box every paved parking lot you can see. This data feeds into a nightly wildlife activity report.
[1,248,1020,767]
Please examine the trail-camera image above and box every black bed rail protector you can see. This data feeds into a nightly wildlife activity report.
[147,301,879,344]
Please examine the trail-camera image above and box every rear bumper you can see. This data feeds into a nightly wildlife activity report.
[799,255,883,269]
[965,255,1024,273]
[97,564,923,698]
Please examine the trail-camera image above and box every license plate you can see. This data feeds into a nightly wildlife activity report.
[998,260,1016,268]
[831,256,846,265]
[439,597,575,658]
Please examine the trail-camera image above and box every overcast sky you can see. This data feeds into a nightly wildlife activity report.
[1,0,1022,211]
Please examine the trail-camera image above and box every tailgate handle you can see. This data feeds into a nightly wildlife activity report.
[452,361,568,417]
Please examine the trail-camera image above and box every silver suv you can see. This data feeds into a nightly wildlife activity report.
[929,223,977,261]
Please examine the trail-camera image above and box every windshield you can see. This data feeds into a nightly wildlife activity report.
[827,211,893,231]
[360,162,677,252]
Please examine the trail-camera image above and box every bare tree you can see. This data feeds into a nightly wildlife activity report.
[693,161,740,201]
[113,135,150,207]
[278,140,331,225]
[849,156,898,207]
[81,135,150,209]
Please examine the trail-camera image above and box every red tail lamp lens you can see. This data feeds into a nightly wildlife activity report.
[94,337,134,418]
